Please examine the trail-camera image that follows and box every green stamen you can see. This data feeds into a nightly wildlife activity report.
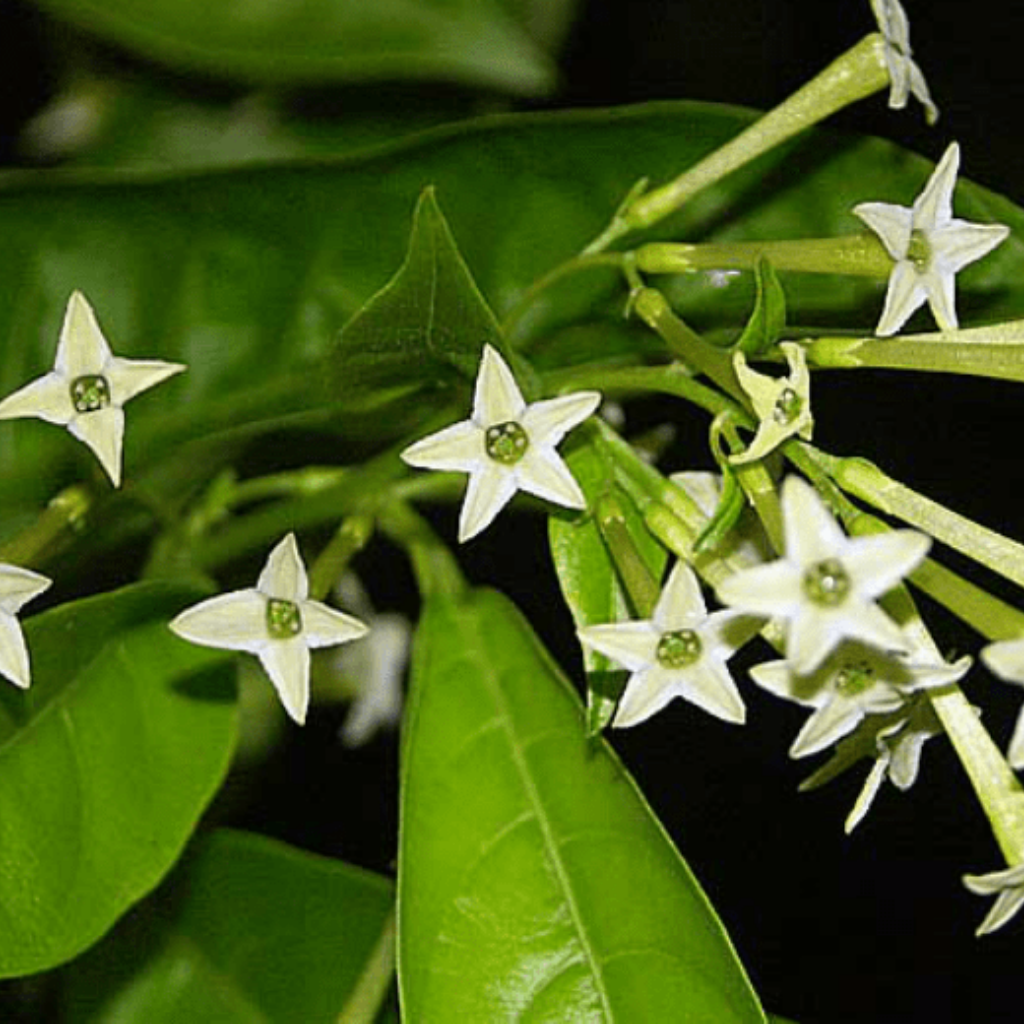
[656,629,703,669]
[907,229,931,270]
[70,374,111,413]
[834,659,875,696]
[773,387,803,424]
[485,421,530,465]
[802,558,851,607]
[266,598,302,639]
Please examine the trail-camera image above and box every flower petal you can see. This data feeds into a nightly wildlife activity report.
[843,530,930,598]
[169,589,267,652]
[780,476,847,565]
[652,560,706,629]
[0,611,33,689]
[716,560,802,618]
[257,532,308,602]
[790,696,865,759]
[612,666,678,728]
[676,659,746,724]
[106,355,186,405]
[0,563,52,616]
[0,372,73,426]
[401,420,482,473]
[67,406,125,486]
[912,143,959,230]
[301,600,369,648]
[875,259,926,336]
[521,391,601,447]
[473,345,525,425]
[55,291,113,377]
[577,621,659,673]
[458,461,517,542]
[852,201,913,261]
[516,447,587,510]
[257,637,311,725]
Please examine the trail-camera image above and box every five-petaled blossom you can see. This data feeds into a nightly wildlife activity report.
[716,476,930,675]
[169,533,369,725]
[577,560,754,728]
[750,639,968,759]
[401,345,600,542]
[853,142,1010,336]
[0,291,186,486]
[980,637,1024,768]
[963,861,1024,936]
[869,0,939,124]
[731,342,813,465]
[0,563,52,689]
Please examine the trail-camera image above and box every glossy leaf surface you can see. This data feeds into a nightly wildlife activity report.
[63,829,396,1023]
[0,583,236,977]
[27,0,558,94]
[399,586,766,1022]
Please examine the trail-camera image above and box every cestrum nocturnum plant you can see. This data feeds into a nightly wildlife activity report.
[169,533,369,725]
[853,142,1010,336]
[749,638,968,759]
[577,560,754,728]
[716,476,930,675]
[400,344,601,542]
[0,563,52,690]
[869,0,939,124]
[0,291,186,486]
[731,341,813,465]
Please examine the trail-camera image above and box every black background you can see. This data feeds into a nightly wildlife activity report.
[2,1,1023,1022]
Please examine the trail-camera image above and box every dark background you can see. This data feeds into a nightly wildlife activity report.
[2,1,1023,1021]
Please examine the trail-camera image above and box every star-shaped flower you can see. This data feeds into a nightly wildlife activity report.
[731,342,813,465]
[577,560,755,728]
[963,861,1024,936]
[716,476,930,674]
[980,637,1024,768]
[853,142,1010,336]
[869,0,939,124]
[0,291,186,486]
[400,345,600,542]
[0,563,52,689]
[751,639,967,758]
[169,533,369,725]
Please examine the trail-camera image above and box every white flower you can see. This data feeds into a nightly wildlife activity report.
[169,533,369,725]
[853,143,1010,336]
[800,694,944,832]
[731,342,813,465]
[332,573,409,747]
[577,560,754,728]
[0,291,185,486]
[980,637,1024,768]
[716,476,930,674]
[963,861,1024,936]
[869,0,939,124]
[0,564,51,689]
[751,639,967,758]
[401,345,600,542]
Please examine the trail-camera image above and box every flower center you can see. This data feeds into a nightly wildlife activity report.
[802,558,851,607]
[906,229,932,271]
[773,387,803,424]
[484,421,529,465]
[70,374,111,413]
[266,598,302,639]
[655,629,703,669]
[834,659,875,696]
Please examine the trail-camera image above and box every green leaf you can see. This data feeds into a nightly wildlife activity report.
[62,829,396,1024]
[399,586,766,1022]
[549,435,667,734]
[735,257,786,356]
[27,0,557,94]
[0,583,236,978]
[328,186,508,397]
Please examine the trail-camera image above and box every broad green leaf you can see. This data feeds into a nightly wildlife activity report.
[549,435,667,733]
[399,586,766,1022]
[735,257,786,356]
[27,0,557,95]
[3,104,1023,523]
[0,583,236,978]
[62,829,396,1024]
[328,186,508,395]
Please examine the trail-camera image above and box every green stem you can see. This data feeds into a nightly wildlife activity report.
[0,485,91,569]
[309,513,375,601]
[336,906,396,1024]
[582,33,889,253]
[594,491,660,617]
[636,234,892,278]
[808,323,1024,384]
[910,558,1024,642]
